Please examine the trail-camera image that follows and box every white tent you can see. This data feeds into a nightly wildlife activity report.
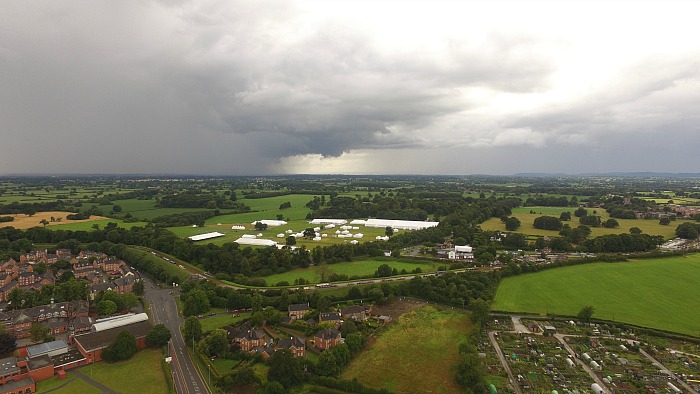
[234,237,277,247]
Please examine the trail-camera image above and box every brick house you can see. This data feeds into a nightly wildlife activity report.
[236,329,272,352]
[277,336,306,357]
[314,328,342,350]
[287,303,309,321]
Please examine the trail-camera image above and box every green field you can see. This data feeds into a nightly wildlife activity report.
[47,219,148,231]
[342,305,470,393]
[492,255,700,336]
[84,348,170,393]
[257,259,439,285]
[35,372,102,393]
[481,206,678,239]
[199,311,252,333]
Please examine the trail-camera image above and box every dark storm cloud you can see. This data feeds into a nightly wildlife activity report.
[1,0,699,175]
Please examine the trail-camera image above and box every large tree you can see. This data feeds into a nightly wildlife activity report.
[183,289,210,316]
[268,349,303,388]
[29,323,51,343]
[577,306,595,324]
[146,324,171,347]
[183,316,203,341]
[102,330,138,362]
[0,332,17,356]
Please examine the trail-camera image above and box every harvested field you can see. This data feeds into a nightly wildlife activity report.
[0,211,106,229]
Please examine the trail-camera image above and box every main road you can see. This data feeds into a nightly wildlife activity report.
[142,275,210,394]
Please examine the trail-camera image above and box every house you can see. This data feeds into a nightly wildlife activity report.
[277,336,306,357]
[18,272,36,287]
[318,312,341,326]
[314,328,342,350]
[287,303,309,321]
[340,305,371,321]
[236,329,272,352]
[112,276,136,294]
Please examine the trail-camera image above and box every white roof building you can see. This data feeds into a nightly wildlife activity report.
[363,219,439,230]
[455,245,473,253]
[251,220,287,227]
[309,219,347,225]
[231,225,245,230]
[92,313,149,332]
[188,232,225,242]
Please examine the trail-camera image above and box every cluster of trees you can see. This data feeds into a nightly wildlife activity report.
[151,210,220,227]
[675,222,700,239]
[581,233,664,253]
[94,290,140,316]
[533,216,563,230]
[308,195,430,221]
[524,196,577,207]
[157,193,249,210]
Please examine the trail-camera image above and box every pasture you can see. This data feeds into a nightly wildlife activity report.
[341,305,470,393]
[256,258,439,285]
[480,206,678,239]
[492,254,700,336]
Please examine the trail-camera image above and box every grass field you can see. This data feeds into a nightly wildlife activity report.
[35,372,102,393]
[200,312,252,333]
[480,206,678,239]
[85,348,170,393]
[492,254,700,336]
[257,259,439,285]
[341,305,470,393]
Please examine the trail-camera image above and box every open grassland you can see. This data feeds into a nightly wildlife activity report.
[481,206,678,239]
[35,372,102,394]
[257,259,439,285]
[342,305,470,394]
[492,255,700,336]
[86,348,170,393]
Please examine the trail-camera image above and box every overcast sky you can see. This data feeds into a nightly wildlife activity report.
[1,0,699,175]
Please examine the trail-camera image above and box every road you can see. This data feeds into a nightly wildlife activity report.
[142,275,210,394]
